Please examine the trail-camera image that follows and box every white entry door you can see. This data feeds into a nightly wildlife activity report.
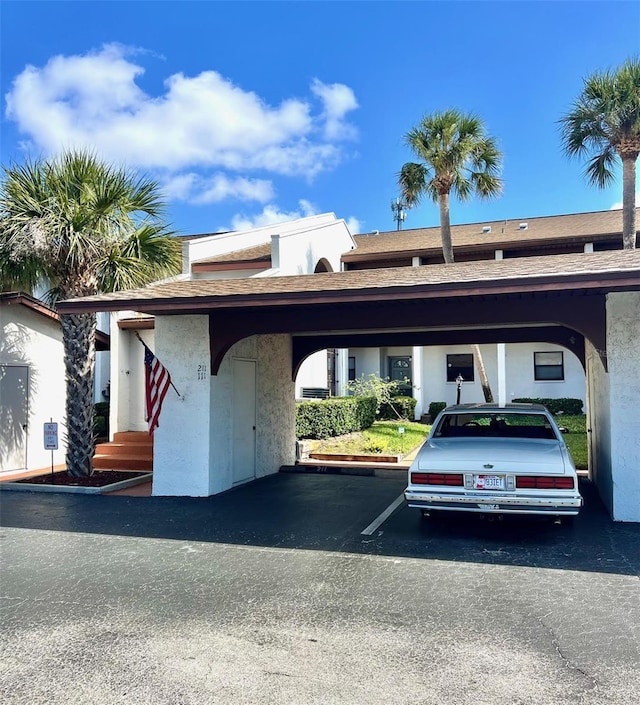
[0,365,29,472]
[232,359,256,485]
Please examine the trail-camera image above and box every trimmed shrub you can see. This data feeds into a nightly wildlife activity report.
[296,396,377,440]
[93,401,110,438]
[378,396,417,420]
[511,397,583,415]
[428,401,447,419]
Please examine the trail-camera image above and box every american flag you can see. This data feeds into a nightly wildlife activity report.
[143,342,172,435]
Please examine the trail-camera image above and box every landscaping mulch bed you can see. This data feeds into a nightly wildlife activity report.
[17,470,149,488]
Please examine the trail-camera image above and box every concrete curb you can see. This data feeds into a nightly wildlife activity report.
[0,473,153,495]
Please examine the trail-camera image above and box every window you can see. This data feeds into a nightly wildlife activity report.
[446,353,474,383]
[534,351,564,381]
[348,356,356,382]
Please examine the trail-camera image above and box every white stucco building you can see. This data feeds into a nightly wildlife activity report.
[55,209,640,522]
[0,293,109,475]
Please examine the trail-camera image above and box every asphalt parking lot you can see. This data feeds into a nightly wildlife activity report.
[1,472,639,704]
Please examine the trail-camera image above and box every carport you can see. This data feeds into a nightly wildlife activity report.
[59,249,640,521]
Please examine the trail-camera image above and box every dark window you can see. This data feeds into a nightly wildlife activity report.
[534,351,564,381]
[446,353,474,383]
[348,356,356,382]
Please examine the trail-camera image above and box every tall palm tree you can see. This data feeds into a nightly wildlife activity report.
[398,109,503,403]
[560,57,640,249]
[0,150,182,477]
[399,109,502,263]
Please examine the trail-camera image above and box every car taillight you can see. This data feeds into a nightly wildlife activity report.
[516,476,574,489]
[411,473,463,486]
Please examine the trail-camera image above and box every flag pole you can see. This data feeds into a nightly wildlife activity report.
[135,331,182,398]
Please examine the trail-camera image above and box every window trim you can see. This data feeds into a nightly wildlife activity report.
[533,351,564,381]
[446,353,475,383]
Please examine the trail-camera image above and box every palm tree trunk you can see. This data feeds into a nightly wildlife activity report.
[472,344,494,403]
[61,312,97,477]
[436,193,495,403]
[438,192,454,264]
[622,155,637,249]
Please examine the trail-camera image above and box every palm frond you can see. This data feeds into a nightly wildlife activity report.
[400,109,503,205]
[398,162,431,206]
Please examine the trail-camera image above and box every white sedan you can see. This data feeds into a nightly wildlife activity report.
[405,403,582,521]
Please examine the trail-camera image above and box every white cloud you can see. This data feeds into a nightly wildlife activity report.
[346,216,363,235]
[610,192,639,210]
[230,200,318,231]
[5,44,358,184]
[162,173,274,204]
[311,78,359,140]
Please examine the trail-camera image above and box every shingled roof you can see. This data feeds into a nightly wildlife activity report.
[192,242,272,268]
[345,209,635,261]
[58,249,640,315]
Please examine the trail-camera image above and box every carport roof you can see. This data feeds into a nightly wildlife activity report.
[58,249,640,315]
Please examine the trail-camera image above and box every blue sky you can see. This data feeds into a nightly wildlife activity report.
[1,1,638,236]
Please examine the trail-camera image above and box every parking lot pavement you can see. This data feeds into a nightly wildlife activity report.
[1,473,639,704]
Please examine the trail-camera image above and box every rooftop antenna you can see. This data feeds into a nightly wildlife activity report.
[391,197,410,230]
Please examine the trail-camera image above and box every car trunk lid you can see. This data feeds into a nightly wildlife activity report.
[417,439,566,475]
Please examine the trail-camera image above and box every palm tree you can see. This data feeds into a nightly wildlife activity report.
[560,57,640,249]
[0,150,182,477]
[398,109,503,403]
[398,109,502,263]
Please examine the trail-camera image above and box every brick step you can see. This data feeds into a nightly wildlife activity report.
[95,442,153,456]
[92,454,153,471]
[112,431,152,444]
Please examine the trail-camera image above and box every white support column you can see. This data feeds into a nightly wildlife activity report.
[412,346,424,420]
[497,343,507,406]
[495,250,506,406]
[336,348,349,397]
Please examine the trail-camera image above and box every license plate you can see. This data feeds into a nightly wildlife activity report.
[473,474,504,490]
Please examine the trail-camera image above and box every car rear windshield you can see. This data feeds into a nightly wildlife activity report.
[434,413,559,440]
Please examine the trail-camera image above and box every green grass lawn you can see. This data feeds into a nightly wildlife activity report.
[312,415,588,468]
[556,414,588,469]
[314,420,431,457]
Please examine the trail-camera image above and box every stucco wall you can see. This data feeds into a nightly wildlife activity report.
[606,292,640,521]
[256,335,295,476]
[153,315,212,496]
[152,319,294,497]
[273,221,354,275]
[0,306,66,472]
[351,342,585,413]
[295,350,328,397]
[585,340,612,512]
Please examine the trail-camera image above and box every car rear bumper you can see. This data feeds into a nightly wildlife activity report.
[404,489,583,515]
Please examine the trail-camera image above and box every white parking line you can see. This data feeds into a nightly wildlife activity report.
[361,494,405,536]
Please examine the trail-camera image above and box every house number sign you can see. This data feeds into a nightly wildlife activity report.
[197,363,208,380]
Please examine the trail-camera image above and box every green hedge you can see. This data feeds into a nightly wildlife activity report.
[378,396,417,420]
[94,401,110,438]
[296,396,377,440]
[511,397,583,415]
[428,401,447,419]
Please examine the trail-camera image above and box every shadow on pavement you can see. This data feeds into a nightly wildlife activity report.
[1,472,638,577]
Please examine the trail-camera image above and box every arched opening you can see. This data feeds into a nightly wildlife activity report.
[314,258,333,273]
